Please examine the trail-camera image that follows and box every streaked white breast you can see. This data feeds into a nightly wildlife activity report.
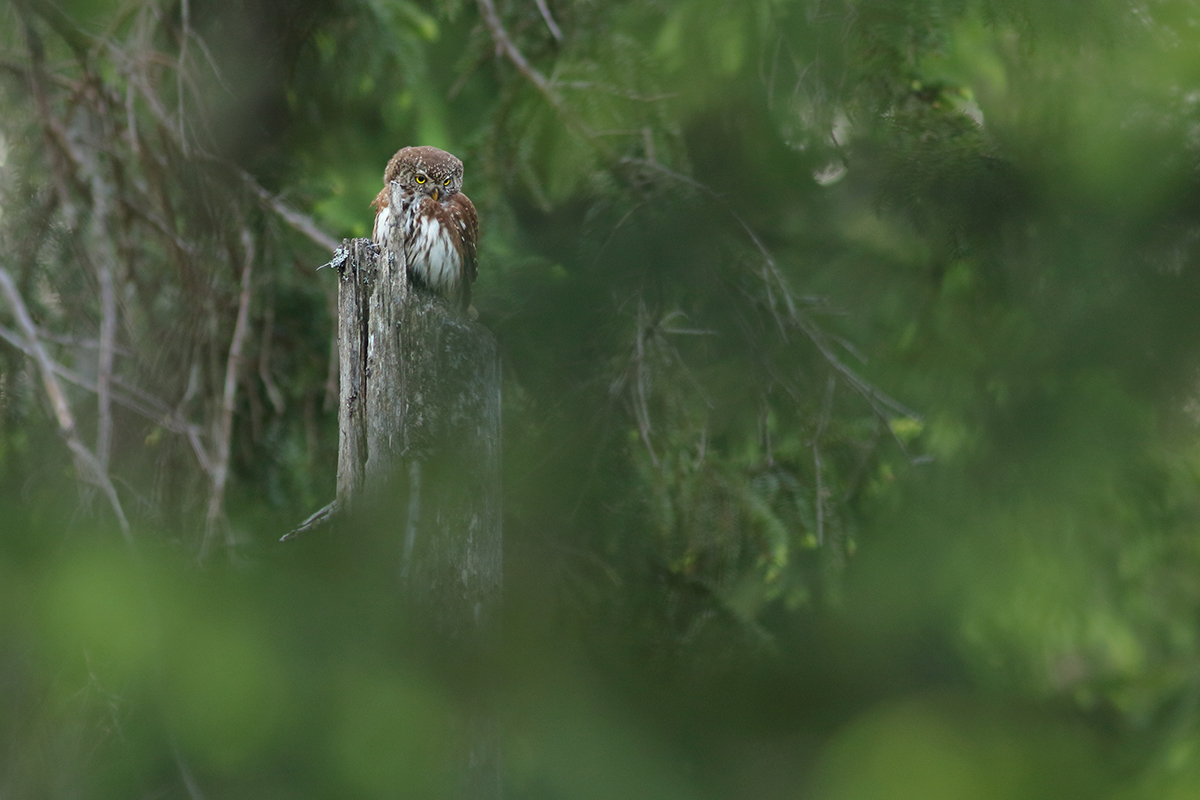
[408,214,462,292]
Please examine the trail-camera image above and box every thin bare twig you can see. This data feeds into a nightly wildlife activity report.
[19,5,81,227]
[622,156,799,319]
[232,165,339,253]
[534,0,563,41]
[103,33,337,255]
[188,24,234,98]
[0,267,132,542]
[3,327,141,417]
[280,499,337,542]
[298,2,913,575]
[795,313,920,421]
[28,327,131,355]
[258,298,285,414]
[558,82,677,102]
[620,156,920,426]
[200,227,255,560]
[476,0,560,106]
[9,0,339,546]
[117,193,199,257]
[178,0,190,155]
[0,321,214,477]
[633,298,659,466]
[91,173,119,473]
[812,375,835,547]
[125,72,139,155]
[172,741,207,800]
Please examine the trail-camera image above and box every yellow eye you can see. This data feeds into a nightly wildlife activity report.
[415,174,426,184]
[443,177,452,186]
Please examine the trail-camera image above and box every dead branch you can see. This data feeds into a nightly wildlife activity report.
[100,26,336,255]
[26,327,131,355]
[0,267,132,542]
[258,298,285,414]
[177,0,190,156]
[3,0,340,551]
[279,499,337,542]
[200,227,255,560]
[476,0,560,106]
[534,0,563,41]
[558,82,677,102]
[25,0,96,62]
[619,156,920,426]
[632,298,658,466]
[91,173,119,473]
[234,165,339,253]
[812,375,835,546]
[0,322,211,459]
[794,313,920,422]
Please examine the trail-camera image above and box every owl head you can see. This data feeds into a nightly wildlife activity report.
[383,145,463,203]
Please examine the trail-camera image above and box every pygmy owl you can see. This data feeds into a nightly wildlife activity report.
[371,146,479,312]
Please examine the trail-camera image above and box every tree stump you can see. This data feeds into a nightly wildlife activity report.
[333,180,502,799]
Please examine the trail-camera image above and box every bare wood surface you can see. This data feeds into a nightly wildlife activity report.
[315,180,502,797]
[393,283,502,800]
[364,184,410,485]
[393,291,502,628]
[336,239,372,504]
[392,290,504,800]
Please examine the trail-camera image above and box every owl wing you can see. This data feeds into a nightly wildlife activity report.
[450,192,479,285]
[370,185,391,243]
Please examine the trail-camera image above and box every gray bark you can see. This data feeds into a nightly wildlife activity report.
[331,180,502,799]
[335,238,372,504]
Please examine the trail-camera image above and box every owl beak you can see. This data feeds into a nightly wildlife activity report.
[431,188,440,202]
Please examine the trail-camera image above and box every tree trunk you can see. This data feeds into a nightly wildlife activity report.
[333,181,502,799]
[335,238,372,504]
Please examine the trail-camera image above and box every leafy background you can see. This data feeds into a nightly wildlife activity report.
[5,0,1200,796]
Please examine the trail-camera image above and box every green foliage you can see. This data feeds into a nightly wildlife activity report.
[7,0,1200,796]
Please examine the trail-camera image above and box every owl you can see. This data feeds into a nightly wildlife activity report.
[371,146,478,312]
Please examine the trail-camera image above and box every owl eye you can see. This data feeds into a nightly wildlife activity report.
[443,177,452,187]
[415,174,426,184]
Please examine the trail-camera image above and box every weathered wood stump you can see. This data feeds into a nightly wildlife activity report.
[331,180,502,799]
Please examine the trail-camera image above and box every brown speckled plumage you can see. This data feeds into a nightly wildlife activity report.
[372,146,478,312]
